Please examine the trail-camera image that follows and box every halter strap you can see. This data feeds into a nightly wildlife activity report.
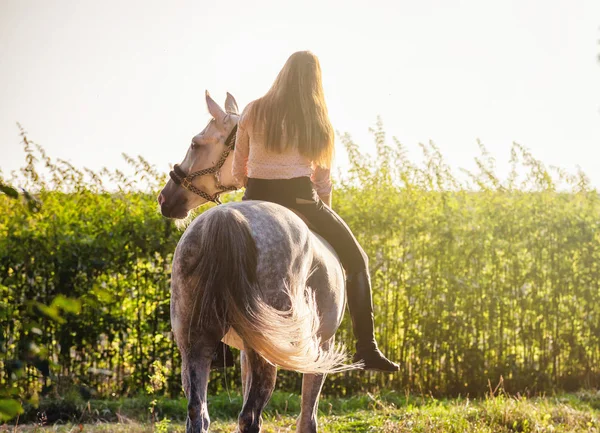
[169,125,238,204]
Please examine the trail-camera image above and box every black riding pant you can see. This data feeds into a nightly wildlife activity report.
[243,177,368,273]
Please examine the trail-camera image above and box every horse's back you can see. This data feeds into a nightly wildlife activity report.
[227,201,341,275]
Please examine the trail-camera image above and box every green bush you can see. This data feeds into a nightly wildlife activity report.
[1,122,599,405]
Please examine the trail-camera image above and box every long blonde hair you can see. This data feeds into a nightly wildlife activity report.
[247,51,334,168]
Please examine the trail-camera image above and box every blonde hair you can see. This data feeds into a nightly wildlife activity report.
[247,51,334,168]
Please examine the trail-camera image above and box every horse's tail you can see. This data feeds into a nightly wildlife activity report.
[196,207,351,374]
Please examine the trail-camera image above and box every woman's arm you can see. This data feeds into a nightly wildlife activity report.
[320,193,332,207]
[311,165,332,207]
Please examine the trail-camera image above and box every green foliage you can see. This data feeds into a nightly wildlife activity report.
[35,295,81,324]
[0,182,19,199]
[147,361,170,431]
[1,123,599,413]
[0,163,77,422]
[147,361,169,396]
[332,120,600,395]
[0,398,23,421]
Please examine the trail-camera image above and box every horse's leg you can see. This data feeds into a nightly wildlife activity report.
[296,373,327,433]
[237,349,277,433]
[296,339,332,433]
[181,334,220,433]
[240,350,251,400]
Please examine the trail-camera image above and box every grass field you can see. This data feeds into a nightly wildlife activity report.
[4,390,599,432]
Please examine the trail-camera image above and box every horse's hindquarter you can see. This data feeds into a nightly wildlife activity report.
[171,201,346,351]
[227,201,345,343]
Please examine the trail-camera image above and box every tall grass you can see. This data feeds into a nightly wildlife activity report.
[1,122,598,401]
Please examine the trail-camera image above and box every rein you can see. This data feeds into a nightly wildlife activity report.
[169,124,238,204]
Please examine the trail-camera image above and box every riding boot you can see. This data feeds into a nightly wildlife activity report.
[346,270,400,372]
[212,341,235,370]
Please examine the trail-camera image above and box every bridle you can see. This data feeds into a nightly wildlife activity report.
[169,124,238,204]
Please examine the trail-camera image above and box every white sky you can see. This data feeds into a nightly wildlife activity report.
[1,0,599,188]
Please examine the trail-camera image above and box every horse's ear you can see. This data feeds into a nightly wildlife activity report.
[205,90,226,122]
[224,92,239,115]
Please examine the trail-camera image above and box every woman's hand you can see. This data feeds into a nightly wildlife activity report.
[320,194,331,207]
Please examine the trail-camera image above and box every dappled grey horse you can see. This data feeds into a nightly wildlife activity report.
[158,91,353,433]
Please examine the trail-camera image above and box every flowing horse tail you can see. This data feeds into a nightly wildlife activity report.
[196,207,349,374]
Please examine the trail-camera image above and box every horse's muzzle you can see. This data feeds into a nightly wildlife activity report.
[159,196,189,219]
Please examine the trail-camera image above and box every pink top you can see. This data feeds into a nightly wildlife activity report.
[232,103,332,197]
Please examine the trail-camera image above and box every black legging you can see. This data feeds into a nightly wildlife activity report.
[243,177,368,273]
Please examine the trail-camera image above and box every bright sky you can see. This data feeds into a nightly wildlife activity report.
[1,0,599,188]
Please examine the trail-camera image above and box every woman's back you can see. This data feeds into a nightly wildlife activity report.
[233,101,332,196]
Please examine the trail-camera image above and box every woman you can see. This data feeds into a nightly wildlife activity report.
[230,51,398,372]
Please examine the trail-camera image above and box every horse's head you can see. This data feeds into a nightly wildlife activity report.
[158,91,242,219]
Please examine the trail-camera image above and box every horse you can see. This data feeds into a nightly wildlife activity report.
[158,90,355,433]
